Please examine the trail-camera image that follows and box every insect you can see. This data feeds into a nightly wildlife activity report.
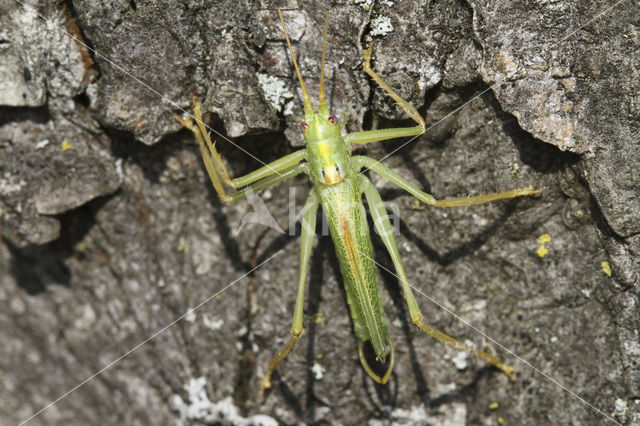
[176,9,540,393]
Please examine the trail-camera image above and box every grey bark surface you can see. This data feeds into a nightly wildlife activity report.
[1,0,638,425]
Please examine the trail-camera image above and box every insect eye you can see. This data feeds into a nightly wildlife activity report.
[300,121,308,132]
[328,115,338,125]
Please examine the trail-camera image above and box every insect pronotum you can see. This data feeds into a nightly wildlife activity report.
[176,9,540,393]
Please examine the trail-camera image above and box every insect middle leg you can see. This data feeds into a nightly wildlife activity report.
[355,156,541,206]
[359,175,515,380]
[176,99,307,202]
[260,192,320,394]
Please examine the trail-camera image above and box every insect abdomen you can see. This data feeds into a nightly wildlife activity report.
[318,178,391,362]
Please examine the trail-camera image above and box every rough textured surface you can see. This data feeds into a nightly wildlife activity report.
[1,1,638,425]
[468,0,640,238]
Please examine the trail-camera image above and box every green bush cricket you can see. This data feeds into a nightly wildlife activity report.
[177,9,540,393]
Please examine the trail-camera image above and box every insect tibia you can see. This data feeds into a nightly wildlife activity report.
[413,316,516,381]
[206,141,234,187]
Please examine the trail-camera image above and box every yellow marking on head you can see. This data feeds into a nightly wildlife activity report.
[318,142,343,184]
[317,142,331,161]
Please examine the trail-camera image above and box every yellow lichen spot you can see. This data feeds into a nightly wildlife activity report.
[537,233,551,258]
[316,353,323,359]
[61,140,72,151]
[489,402,499,410]
[537,246,549,258]
[177,238,189,254]
[498,417,504,425]
[312,309,323,324]
[215,294,222,300]
[601,261,612,277]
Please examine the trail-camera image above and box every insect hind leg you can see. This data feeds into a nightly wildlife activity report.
[260,193,319,394]
[260,331,303,394]
[360,175,515,380]
[362,43,425,132]
[411,316,515,380]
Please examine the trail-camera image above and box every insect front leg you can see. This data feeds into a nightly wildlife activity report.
[176,99,307,202]
[260,192,320,394]
[354,156,540,206]
[221,163,310,203]
[344,43,426,145]
[359,175,516,380]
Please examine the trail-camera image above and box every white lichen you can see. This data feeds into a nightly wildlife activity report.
[370,16,394,37]
[354,0,374,10]
[256,73,294,114]
[202,315,224,331]
[10,297,26,314]
[613,398,628,422]
[172,377,277,426]
[0,174,26,195]
[35,139,50,149]
[311,362,325,380]
[369,403,466,426]
[114,158,124,183]
[73,304,96,329]
[184,307,196,323]
[451,350,469,371]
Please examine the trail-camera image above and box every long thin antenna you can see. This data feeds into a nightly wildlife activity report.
[278,8,312,111]
[318,9,329,106]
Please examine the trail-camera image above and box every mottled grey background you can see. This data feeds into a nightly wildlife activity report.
[1,0,638,425]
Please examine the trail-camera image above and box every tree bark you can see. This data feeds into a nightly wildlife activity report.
[1,1,637,424]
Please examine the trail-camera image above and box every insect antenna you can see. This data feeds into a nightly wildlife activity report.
[318,9,329,111]
[278,8,313,114]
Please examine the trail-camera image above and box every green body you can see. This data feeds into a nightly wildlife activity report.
[178,9,538,391]
[317,161,391,362]
[303,100,392,362]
